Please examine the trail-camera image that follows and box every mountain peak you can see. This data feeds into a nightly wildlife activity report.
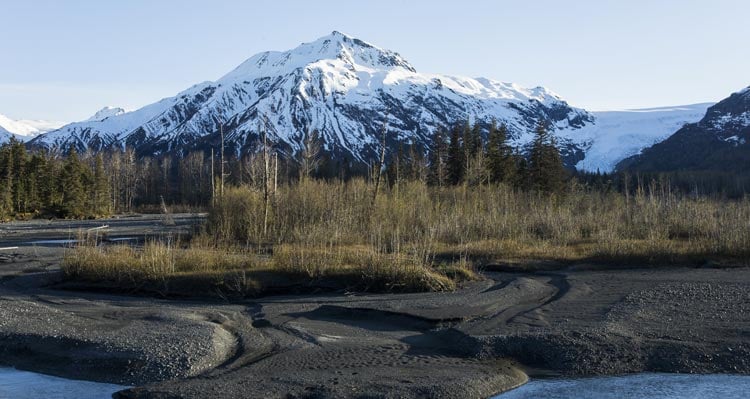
[86,106,126,122]
[220,31,415,82]
[328,30,350,38]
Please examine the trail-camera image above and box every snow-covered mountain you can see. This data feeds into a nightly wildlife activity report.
[572,104,712,172]
[25,31,720,172]
[619,86,750,172]
[0,113,64,143]
[30,31,594,166]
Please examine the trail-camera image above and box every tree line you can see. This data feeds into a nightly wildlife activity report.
[0,121,570,219]
[16,117,732,220]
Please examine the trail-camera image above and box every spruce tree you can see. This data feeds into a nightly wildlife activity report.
[59,148,87,218]
[26,153,46,212]
[0,143,13,218]
[427,128,447,187]
[486,122,516,184]
[463,121,488,186]
[40,153,61,213]
[10,139,27,213]
[91,154,111,216]
[468,121,483,159]
[462,121,477,161]
[528,123,566,193]
[447,124,464,185]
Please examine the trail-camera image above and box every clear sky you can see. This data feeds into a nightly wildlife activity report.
[1,0,748,121]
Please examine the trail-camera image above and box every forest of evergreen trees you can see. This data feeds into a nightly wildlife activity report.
[396,121,566,192]
[0,139,110,219]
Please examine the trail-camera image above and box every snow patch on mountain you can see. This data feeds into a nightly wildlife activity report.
[723,135,746,146]
[572,103,713,173]
[713,111,750,130]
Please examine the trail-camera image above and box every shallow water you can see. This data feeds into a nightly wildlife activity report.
[494,373,750,399]
[2,369,748,399]
[107,237,138,242]
[27,239,81,246]
[0,368,127,399]
[24,237,139,246]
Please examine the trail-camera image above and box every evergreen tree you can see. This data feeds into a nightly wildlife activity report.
[427,128,448,187]
[466,121,483,160]
[10,139,28,213]
[527,123,566,193]
[447,124,465,185]
[91,154,111,216]
[463,121,488,186]
[0,143,14,218]
[59,148,88,218]
[486,122,517,184]
[26,153,47,212]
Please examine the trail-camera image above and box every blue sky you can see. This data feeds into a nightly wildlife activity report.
[1,0,748,121]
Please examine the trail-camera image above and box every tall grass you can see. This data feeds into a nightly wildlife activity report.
[62,241,458,296]
[208,179,750,266]
[63,179,750,297]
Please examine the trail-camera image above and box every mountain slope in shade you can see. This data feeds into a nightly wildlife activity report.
[619,87,750,172]
[31,31,594,167]
[573,103,712,172]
